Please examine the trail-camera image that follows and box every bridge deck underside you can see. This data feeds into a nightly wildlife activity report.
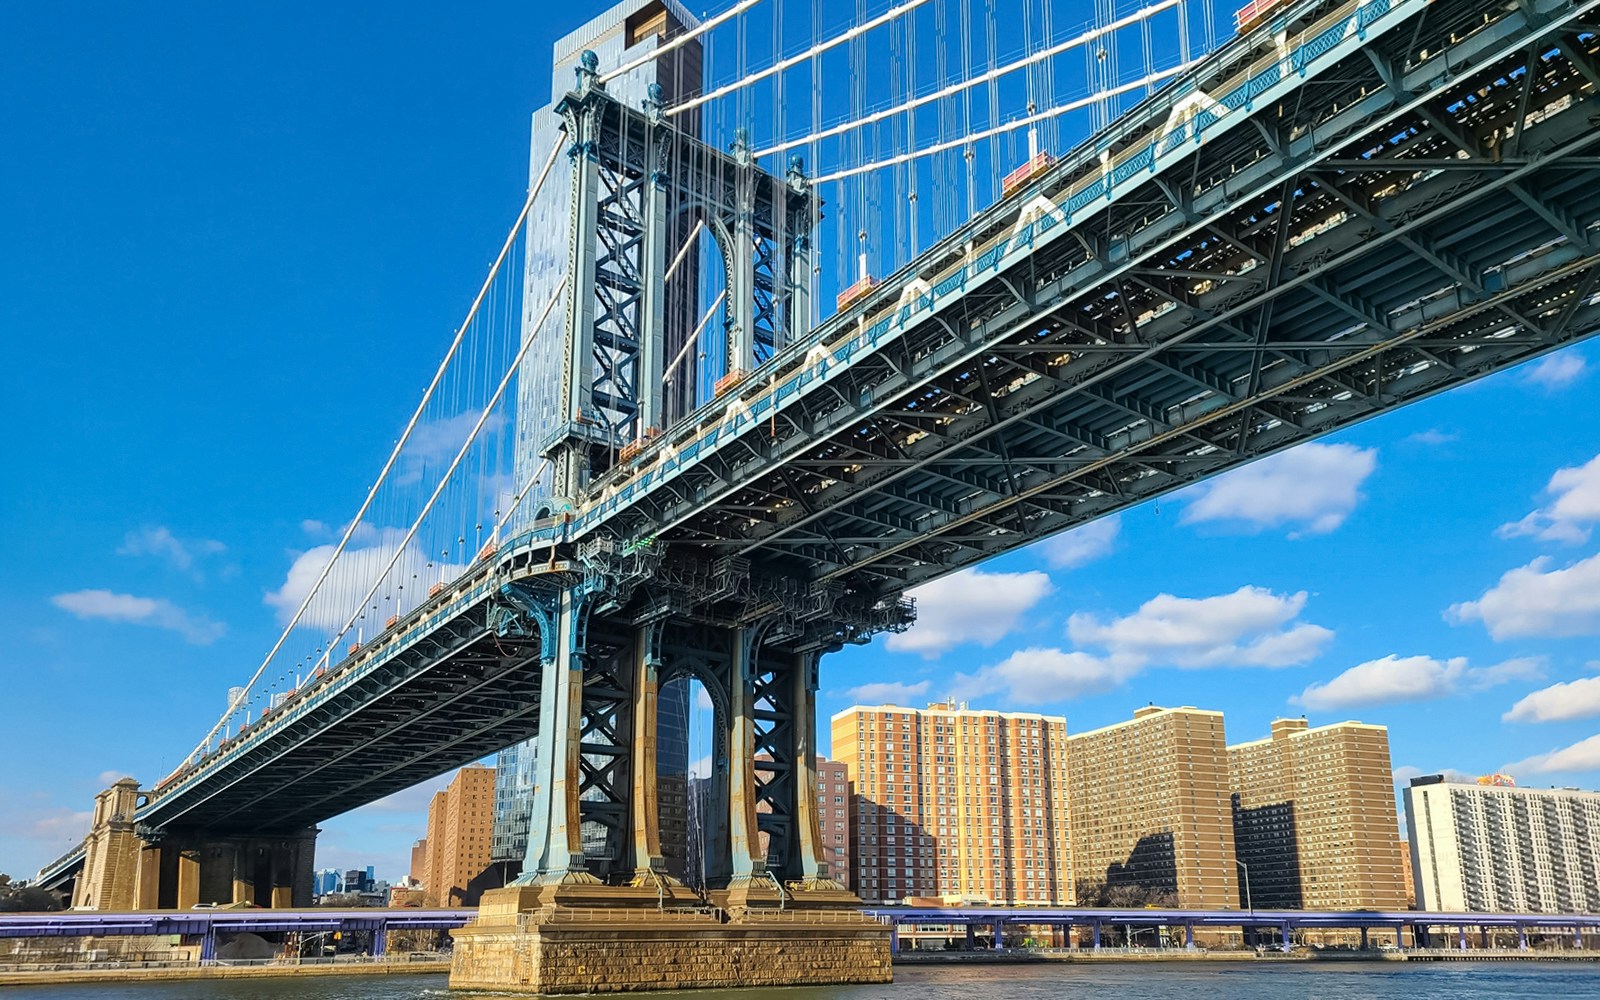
[140,604,542,835]
[614,2,1600,595]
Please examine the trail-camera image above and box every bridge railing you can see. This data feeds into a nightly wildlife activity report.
[573,0,1427,532]
[34,840,87,885]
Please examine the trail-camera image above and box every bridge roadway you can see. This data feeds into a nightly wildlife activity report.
[71,0,1600,859]
[6,906,1600,955]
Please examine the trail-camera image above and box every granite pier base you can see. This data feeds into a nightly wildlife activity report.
[448,882,892,993]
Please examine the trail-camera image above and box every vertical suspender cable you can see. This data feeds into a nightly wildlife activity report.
[174,139,565,773]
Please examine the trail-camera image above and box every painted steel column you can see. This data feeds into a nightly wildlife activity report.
[1360,926,1369,950]
[1185,924,1195,949]
[1576,927,1584,950]
[725,626,763,881]
[966,923,976,950]
[1280,923,1292,953]
[788,232,812,342]
[637,118,669,434]
[555,89,601,497]
[373,921,387,958]
[200,925,216,964]
[1092,922,1101,949]
[993,919,1004,950]
[522,590,590,880]
[629,623,664,878]
[1519,925,1528,951]
[1480,927,1489,950]
[791,651,828,882]
[726,134,756,376]
[889,923,900,956]
[1458,926,1468,951]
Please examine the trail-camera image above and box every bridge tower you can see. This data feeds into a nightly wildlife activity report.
[449,36,904,995]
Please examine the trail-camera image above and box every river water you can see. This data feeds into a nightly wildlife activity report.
[8,963,1600,999]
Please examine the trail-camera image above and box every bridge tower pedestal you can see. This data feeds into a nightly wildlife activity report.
[450,564,909,992]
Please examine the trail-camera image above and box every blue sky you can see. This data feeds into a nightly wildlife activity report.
[3,0,1599,884]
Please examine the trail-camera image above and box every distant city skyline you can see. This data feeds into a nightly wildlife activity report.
[4,0,1600,886]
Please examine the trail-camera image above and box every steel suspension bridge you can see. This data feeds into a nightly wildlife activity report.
[38,0,1600,915]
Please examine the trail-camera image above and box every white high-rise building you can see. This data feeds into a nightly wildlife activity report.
[1404,775,1600,913]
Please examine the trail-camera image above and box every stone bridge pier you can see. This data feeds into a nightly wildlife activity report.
[133,829,316,910]
[75,779,315,910]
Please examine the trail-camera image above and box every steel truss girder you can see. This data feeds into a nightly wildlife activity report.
[140,598,547,836]
[582,0,1600,596]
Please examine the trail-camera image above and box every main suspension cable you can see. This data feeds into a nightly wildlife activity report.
[756,0,1180,159]
[601,0,763,84]
[669,0,929,118]
[811,62,1196,185]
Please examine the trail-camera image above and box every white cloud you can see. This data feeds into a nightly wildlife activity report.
[886,568,1054,657]
[1181,442,1378,535]
[952,647,1129,705]
[1392,764,1475,785]
[1404,429,1458,446]
[1504,734,1600,777]
[1448,552,1600,639]
[1295,655,1466,710]
[944,585,1331,706]
[398,411,506,485]
[844,680,931,705]
[1522,351,1587,390]
[1036,516,1120,569]
[0,801,95,860]
[1067,586,1333,668]
[1294,654,1545,711]
[1498,453,1600,544]
[1505,675,1600,723]
[265,527,467,631]
[51,589,225,645]
[96,770,134,787]
[118,525,226,575]
[694,686,714,712]
[1468,657,1545,690]
[688,754,714,779]
[353,771,457,814]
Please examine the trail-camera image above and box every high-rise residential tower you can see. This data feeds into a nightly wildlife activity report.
[1405,775,1600,912]
[1226,718,1408,911]
[1066,705,1238,908]
[831,702,1072,905]
[420,764,497,907]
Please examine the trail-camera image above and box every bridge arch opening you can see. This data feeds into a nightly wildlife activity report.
[658,672,726,892]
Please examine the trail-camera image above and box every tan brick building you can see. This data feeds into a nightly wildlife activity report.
[409,838,429,886]
[831,702,1071,905]
[419,764,497,906]
[1067,705,1238,908]
[815,757,851,883]
[1227,718,1407,911]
